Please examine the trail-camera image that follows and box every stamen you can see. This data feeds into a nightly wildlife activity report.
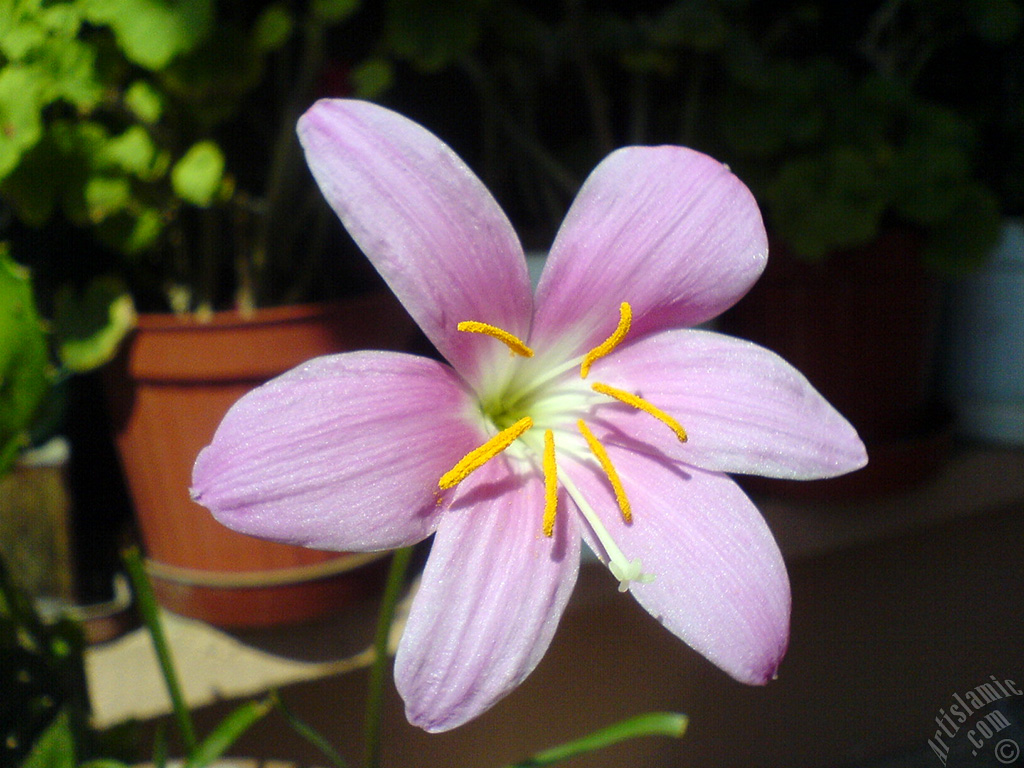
[542,429,558,537]
[577,419,631,524]
[591,383,688,443]
[580,302,631,378]
[458,321,534,357]
[439,416,533,490]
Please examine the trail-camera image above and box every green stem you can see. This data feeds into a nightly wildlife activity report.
[122,547,198,756]
[501,711,688,768]
[184,697,274,768]
[362,547,414,768]
[273,691,349,768]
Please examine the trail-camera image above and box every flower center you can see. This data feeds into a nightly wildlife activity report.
[439,302,687,592]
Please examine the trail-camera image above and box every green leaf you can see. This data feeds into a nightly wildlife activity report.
[0,66,46,179]
[171,140,225,206]
[766,149,887,260]
[81,0,214,70]
[43,35,102,110]
[98,125,160,179]
[349,58,393,99]
[160,27,264,127]
[502,712,688,768]
[253,3,294,51]
[18,708,75,768]
[184,698,273,768]
[52,277,137,373]
[273,694,349,768]
[124,80,165,124]
[385,0,490,70]
[718,60,830,157]
[96,207,165,255]
[0,131,63,226]
[1,15,46,61]
[122,547,197,754]
[0,246,49,476]
[890,142,971,225]
[36,4,83,39]
[312,0,360,23]
[83,175,131,221]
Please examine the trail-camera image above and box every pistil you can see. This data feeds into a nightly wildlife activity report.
[558,469,652,592]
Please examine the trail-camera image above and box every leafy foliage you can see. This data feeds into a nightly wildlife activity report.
[0,0,392,313]
[0,556,89,767]
[0,243,134,468]
[0,245,49,474]
[378,0,1016,271]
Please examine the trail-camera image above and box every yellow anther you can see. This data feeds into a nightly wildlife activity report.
[577,419,632,524]
[591,382,688,443]
[457,321,534,357]
[580,302,631,378]
[542,429,558,537]
[439,416,533,490]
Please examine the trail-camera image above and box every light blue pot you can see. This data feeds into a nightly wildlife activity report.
[943,219,1024,444]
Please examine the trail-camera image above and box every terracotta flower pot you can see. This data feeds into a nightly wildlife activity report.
[104,295,418,627]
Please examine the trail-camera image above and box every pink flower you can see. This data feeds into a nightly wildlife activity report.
[191,100,867,732]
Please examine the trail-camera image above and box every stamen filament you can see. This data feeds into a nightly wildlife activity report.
[439,416,533,490]
[591,382,689,443]
[542,430,558,537]
[458,321,534,357]
[580,302,631,378]
[577,419,632,524]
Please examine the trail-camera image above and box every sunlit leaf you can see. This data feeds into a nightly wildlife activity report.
[0,246,49,476]
[171,140,225,206]
[81,0,214,70]
[53,277,137,372]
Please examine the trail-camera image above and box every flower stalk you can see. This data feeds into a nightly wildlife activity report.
[363,546,415,768]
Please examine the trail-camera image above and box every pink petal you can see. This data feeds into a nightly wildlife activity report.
[531,146,767,360]
[563,449,789,684]
[590,329,867,479]
[191,351,482,551]
[297,99,533,390]
[395,459,580,732]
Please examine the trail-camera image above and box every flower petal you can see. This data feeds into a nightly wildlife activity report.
[297,99,533,390]
[395,459,580,732]
[562,449,789,685]
[590,329,867,479]
[531,146,767,359]
[191,351,482,551]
